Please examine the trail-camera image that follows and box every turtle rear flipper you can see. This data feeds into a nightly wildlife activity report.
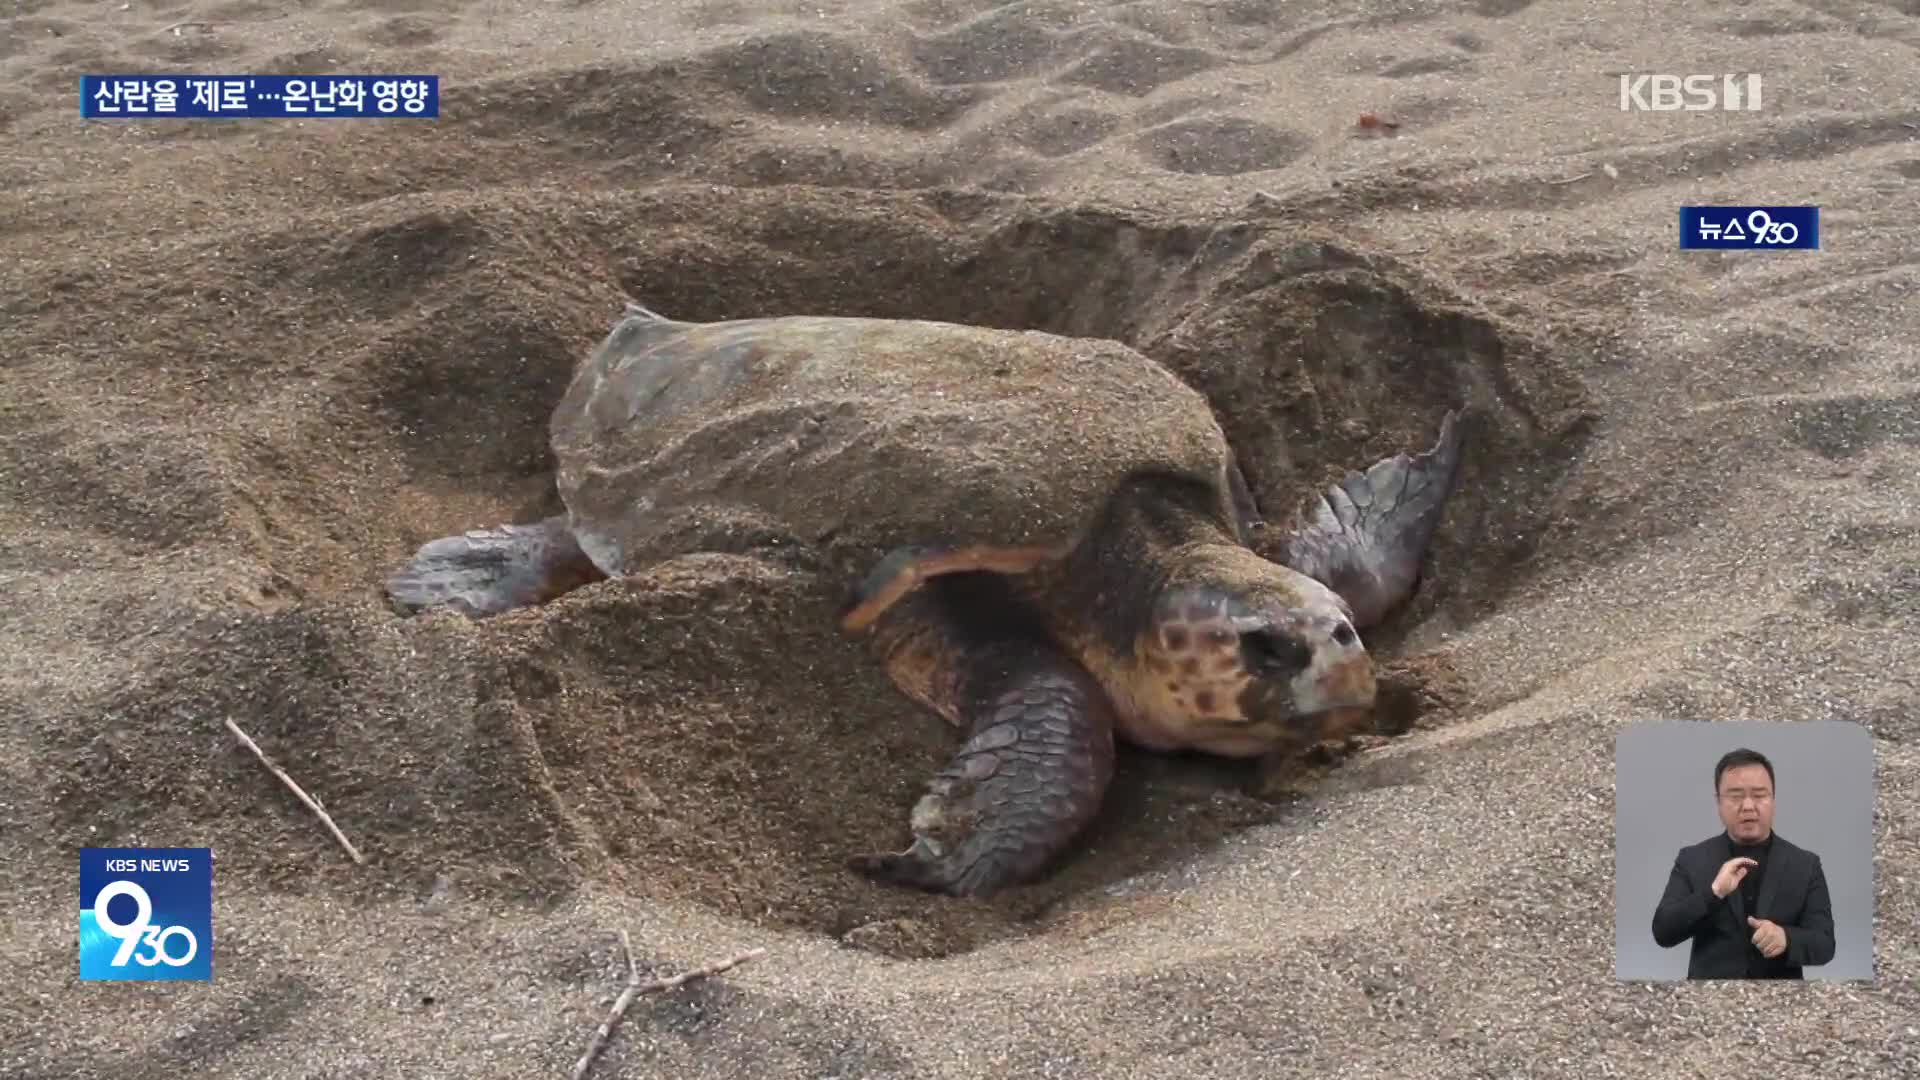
[847,578,1117,897]
[384,515,606,616]
[1278,409,1465,629]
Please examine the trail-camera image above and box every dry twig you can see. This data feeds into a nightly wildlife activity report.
[570,934,767,1080]
[1545,171,1594,185]
[223,717,365,864]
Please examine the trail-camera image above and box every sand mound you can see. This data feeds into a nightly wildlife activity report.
[5,1,1918,1078]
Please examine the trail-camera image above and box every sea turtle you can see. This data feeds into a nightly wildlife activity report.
[386,302,1465,897]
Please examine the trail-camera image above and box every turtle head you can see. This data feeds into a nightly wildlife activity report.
[1138,545,1375,749]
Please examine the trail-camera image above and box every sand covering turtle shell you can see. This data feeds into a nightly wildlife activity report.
[551,311,1238,577]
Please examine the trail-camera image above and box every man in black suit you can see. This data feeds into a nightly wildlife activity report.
[1650,747,1837,979]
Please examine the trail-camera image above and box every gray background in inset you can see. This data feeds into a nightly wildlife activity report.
[1614,720,1875,980]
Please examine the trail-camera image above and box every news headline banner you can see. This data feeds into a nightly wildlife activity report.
[80,75,439,118]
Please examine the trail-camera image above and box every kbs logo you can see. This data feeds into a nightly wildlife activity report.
[1620,74,1763,112]
[80,847,213,981]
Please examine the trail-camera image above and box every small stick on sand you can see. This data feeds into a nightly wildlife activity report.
[570,933,767,1080]
[1545,171,1594,185]
[222,717,366,865]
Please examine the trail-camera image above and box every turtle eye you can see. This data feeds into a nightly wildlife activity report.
[1240,626,1311,676]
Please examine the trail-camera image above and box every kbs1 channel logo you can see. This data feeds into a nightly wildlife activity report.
[80,847,213,981]
[1619,73,1762,112]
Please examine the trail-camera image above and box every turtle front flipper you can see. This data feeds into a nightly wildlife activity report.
[849,646,1117,897]
[838,543,1065,634]
[1277,409,1465,629]
[384,514,606,616]
[846,578,1117,898]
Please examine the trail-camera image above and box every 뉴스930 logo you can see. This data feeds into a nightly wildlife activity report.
[93,880,198,966]
[1679,206,1820,251]
[1620,74,1763,112]
[80,846,214,981]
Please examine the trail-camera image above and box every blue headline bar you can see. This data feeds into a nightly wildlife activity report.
[80,75,439,118]
[1679,206,1820,250]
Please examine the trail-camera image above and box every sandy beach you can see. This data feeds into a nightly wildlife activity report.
[3,0,1917,1076]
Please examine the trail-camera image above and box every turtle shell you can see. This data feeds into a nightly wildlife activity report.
[549,310,1238,577]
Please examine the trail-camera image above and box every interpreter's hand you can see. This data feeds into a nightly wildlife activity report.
[1711,856,1758,898]
[1747,916,1787,959]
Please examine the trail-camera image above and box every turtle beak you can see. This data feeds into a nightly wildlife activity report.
[1292,643,1377,748]
[1290,616,1376,717]
[1233,611,1376,731]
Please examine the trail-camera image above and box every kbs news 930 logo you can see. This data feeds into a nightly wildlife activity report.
[79,847,213,981]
